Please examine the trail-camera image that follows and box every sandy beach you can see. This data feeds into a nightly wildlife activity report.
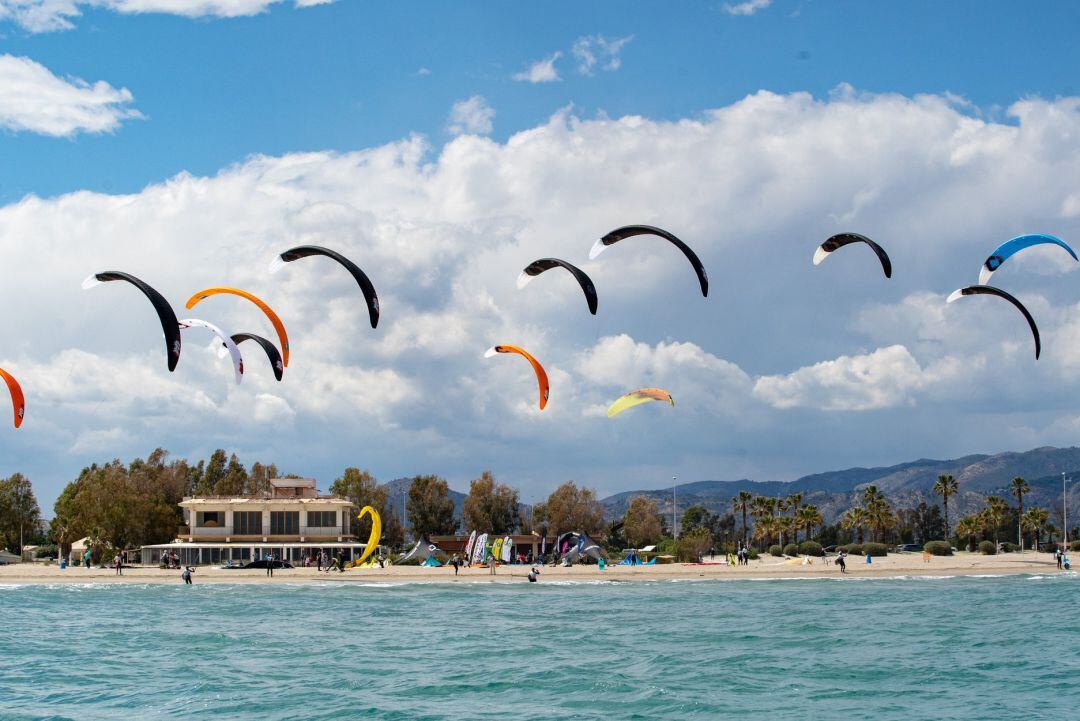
[0,552,1065,585]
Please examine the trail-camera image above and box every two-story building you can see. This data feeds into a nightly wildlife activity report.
[140,478,365,566]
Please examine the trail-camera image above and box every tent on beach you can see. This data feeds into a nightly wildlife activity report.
[617,550,656,566]
[555,532,604,565]
[398,535,444,565]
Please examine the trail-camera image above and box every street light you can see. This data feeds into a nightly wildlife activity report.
[1064,473,1071,550]
[673,476,678,539]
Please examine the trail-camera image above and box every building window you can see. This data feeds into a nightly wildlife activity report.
[306,511,337,528]
[197,511,223,528]
[270,511,299,535]
[235,511,262,535]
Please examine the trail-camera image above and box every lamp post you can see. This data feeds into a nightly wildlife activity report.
[1064,473,1071,551]
[673,476,678,539]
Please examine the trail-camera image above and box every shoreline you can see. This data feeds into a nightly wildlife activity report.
[0,551,1067,585]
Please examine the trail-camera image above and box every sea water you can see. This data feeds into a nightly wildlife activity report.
[1,575,1078,720]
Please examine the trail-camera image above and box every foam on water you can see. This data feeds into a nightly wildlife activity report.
[1,575,1077,720]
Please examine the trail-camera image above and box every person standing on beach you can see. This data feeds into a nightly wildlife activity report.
[267,554,274,578]
[114,553,123,576]
[837,552,847,574]
[317,550,323,572]
[1056,548,1063,570]
[182,566,194,585]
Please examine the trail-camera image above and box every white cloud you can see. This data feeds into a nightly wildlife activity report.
[0,0,329,32]
[0,54,141,137]
[6,88,1080,500]
[571,35,633,75]
[513,52,562,84]
[755,345,940,411]
[446,95,494,136]
[723,0,772,16]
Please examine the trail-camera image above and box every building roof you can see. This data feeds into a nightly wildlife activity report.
[141,541,368,549]
[180,497,352,507]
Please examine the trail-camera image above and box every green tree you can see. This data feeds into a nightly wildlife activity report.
[246,462,278,497]
[216,454,248,496]
[0,473,40,553]
[462,471,520,535]
[195,450,228,496]
[984,495,1009,546]
[733,491,753,547]
[680,505,711,534]
[534,481,604,536]
[1022,507,1049,550]
[956,514,980,551]
[406,475,458,536]
[933,474,958,540]
[623,496,663,548]
[1009,477,1030,549]
[796,505,823,543]
[841,507,868,545]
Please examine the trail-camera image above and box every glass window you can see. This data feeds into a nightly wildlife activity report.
[197,511,223,528]
[235,511,262,535]
[306,511,336,528]
[270,511,299,535]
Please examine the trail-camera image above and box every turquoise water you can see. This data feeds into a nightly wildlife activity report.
[2,575,1078,720]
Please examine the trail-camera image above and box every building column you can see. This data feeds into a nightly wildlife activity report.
[225,510,233,542]
[336,509,343,542]
[262,509,271,541]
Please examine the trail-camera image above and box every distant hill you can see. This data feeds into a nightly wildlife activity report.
[599,446,1080,523]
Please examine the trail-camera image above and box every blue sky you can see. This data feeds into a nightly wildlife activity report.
[4,1,1080,507]
[4,1,1080,201]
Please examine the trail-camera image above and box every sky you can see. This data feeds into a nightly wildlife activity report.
[4,1,1080,507]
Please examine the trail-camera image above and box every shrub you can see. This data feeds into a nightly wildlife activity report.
[1071,540,1080,552]
[783,543,799,557]
[799,541,824,557]
[768,545,783,557]
[923,541,952,556]
[978,540,997,555]
[863,542,888,557]
[746,547,759,560]
[1000,542,1019,553]
[839,544,863,556]
[34,544,58,559]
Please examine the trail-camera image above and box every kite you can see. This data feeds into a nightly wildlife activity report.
[589,225,708,297]
[82,272,181,371]
[186,287,290,367]
[979,234,1077,285]
[484,345,549,409]
[946,285,1041,359]
[179,318,245,383]
[517,258,598,315]
[352,506,382,568]
[269,245,380,329]
[812,233,892,278]
[227,334,284,381]
[0,368,24,429]
[606,388,675,418]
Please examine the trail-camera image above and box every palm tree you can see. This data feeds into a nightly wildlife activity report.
[797,505,822,543]
[1009,477,1030,550]
[841,507,867,545]
[776,498,790,546]
[985,496,1009,547]
[752,515,776,549]
[933,474,958,540]
[1022,507,1049,551]
[733,491,753,547]
[787,493,803,541]
[956,515,979,552]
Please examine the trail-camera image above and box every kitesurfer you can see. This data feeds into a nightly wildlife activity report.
[182,566,194,585]
[527,567,540,583]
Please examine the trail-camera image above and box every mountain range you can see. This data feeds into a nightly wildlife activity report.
[379,446,1080,526]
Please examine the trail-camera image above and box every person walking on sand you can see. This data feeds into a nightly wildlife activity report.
[182,566,194,585]
[836,551,847,574]
[267,554,274,578]
[452,554,460,576]
[1056,547,1063,570]
[317,550,323,572]
[114,553,123,575]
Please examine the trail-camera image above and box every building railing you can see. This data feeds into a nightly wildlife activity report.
[299,526,345,536]
[190,526,233,536]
